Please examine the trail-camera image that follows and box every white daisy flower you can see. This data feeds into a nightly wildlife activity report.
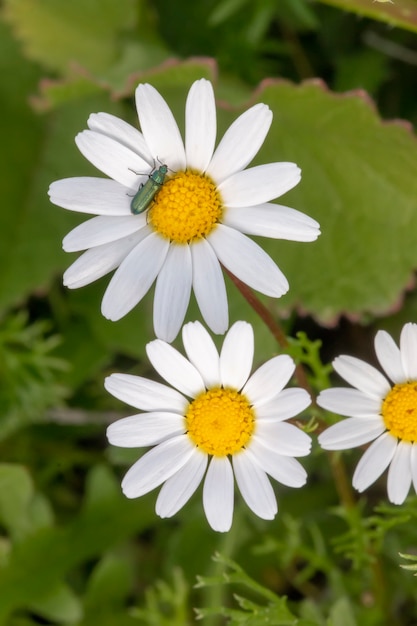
[105,320,312,532]
[317,322,417,505]
[49,78,320,342]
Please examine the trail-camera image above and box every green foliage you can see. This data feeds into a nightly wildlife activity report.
[0,464,158,624]
[132,568,190,625]
[286,332,332,392]
[0,312,67,439]
[2,0,137,74]
[316,0,417,34]
[330,500,413,570]
[196,554,302,625]
[257,79,417,325]
[399,551,417,575]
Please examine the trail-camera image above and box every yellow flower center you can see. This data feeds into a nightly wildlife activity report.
[149,171,223,244]
[382,382,417,442]
[185,387,255,456]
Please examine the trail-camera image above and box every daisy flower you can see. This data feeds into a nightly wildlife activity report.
[48,78,320,342]
[317,322,417,505]
[105,320,312,532]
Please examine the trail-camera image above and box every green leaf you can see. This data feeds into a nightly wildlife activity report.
[0,86,118,311]
[316,0,417,34]
[132,568,190,626]
[0,465,33,540]
[28,583,82,624]
[196,553,298,624]
[0,21,45,309]
[82,552,141,626]
[328,596,357,626]
[0,465,156,624]
[3,0,137,73]
[84,554,133,611]
[251,80,417,325]
[0,464,53,541]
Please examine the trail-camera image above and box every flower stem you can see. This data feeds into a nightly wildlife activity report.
[224,268,312,394]
[327,451,356,510]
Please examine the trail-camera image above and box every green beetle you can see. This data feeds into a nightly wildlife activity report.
[130,163,168,215]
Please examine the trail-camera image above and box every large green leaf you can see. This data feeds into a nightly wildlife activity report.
[2,0,136,73]
[0,22,44,309]
[316,0,417,33]
[250,80,417,325]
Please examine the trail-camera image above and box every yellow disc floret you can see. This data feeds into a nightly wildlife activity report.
[186,387,255,456]
[149,171,223,244]
[382,382,417,442]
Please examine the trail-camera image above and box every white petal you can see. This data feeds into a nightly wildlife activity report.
[182,321,220,388]
[185,79,216,172]
[318,417,385,450]
[63,215,145,252]
[49,177,132,216]
[156,448,208,517]
[233,450,277,519]
[249,438,307,487]
[121,435,194,498]
[400,323,417,381]
[411,443,417,494]
[317,388,382,417]
[219,321,254,389]
[352,432,397,492]
[75,130,150,188]
[191,238,228,335]
[255,422,312,457]
[207,103,272,184]
[101,231,169,321]
[135,83,186,171]
[374,329,405,384]
[87,112,153,162]
[106,412,185,447]
[153,244,192,342]
[63,232,144,289]
[332,355,390,399]
[104,373,188,413]
[387,441,412,504]
[203,457,234,532]
[209,224,288,297]
[257,388,312,421]
[146,339,205,398]
[218,163,301,208]
[224,203,320,242]
[242,355,295,407]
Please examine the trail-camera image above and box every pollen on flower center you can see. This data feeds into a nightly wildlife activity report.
[382,382,417,442]
[185,387,255,456]
[148,171,223,244]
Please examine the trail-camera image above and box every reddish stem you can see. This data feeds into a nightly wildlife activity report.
[224,268,311,394]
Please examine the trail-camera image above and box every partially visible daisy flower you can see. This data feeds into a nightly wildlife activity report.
[105,320,312,532]
[49,78,320,342]
[317,322,417,504]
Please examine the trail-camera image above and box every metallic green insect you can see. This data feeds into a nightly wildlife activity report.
[130,163,168,215]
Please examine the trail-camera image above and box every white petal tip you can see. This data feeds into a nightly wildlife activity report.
[101,303,123,322]
[121,485,138,499]
[209,523,232,533]
[352,481,367,493]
